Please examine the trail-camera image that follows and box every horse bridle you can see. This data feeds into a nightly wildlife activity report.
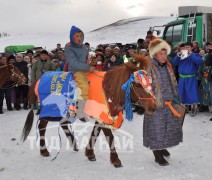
[131,83,156,115]
[131,83,155,104]
[0,67,26,89]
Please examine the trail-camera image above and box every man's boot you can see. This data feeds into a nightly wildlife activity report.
[15,98,21,111]
[0,98,3,114]
[153,150,169,166]
[6,99,13,111]
[23,98,28,110]
[0,107,3,114]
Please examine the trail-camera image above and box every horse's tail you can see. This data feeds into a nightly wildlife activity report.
[21,109,34,142]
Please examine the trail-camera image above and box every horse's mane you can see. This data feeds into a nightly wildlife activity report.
[0,65,8,71]
[0,64,15,69]
[103,55,151,106]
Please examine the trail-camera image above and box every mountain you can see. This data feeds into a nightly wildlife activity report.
[0,16,175,52]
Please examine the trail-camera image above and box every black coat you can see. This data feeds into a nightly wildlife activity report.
[14,61,28,81]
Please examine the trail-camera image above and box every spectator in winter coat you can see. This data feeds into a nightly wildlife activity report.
[112,46,124,65]
[143,39,183,166]
[0,56,13,114]
[104,46,112,63]
[31,50,55,82]
[26,49,34,61]
[14,53,29,110]
[172,42,203,116]
[198,51,211,113]
[192,41,200,53]
[104,54,121,71]
[145,31,157,43]
[93,53,105,71]
[52,59,61,71]
[24,56,32,86]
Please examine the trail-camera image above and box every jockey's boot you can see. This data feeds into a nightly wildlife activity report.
[6,99,13,111]
[161,149,170,158]
[76,100,89,122]
[153,150,169,166]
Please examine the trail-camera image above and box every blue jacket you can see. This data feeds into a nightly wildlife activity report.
[64,26,90,74]
[172,53,203,104]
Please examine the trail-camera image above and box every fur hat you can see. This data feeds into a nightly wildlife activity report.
[16,53,23,58]
[149,39,171,58]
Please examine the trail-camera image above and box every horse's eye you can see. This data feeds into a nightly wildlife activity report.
[135,83,141,87]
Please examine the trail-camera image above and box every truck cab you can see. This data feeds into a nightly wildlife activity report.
[162,6,212,48]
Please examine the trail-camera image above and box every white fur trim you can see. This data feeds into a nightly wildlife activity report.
[149,40,171,58]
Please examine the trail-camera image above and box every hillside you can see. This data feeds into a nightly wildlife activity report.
[0,16,175,52]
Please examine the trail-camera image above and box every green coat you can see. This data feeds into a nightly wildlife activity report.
[31,60,55,81]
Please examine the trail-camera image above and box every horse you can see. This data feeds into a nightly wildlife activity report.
[0,64,27,88]
[21,55,156,167]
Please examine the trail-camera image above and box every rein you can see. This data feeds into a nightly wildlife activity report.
[131,84,155,104]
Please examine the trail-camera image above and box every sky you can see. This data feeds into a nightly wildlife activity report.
[0,0,211,34]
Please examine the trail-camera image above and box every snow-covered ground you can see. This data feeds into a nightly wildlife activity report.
[0,107,211,180]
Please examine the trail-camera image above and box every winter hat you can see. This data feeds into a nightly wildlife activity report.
[105,47,112,51]
[24,56,30,61]
[52,59,59,63]
[40,49,48,55]
[96,52,104,60]
[16,53,23,58]
[69,26,84,46]
[114,46,120,50]
[149,39,171,58]
[7,55,16,62]
[128,44,136,50]
[26,49,34,55]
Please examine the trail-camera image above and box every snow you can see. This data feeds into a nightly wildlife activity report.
[0,16,175,52]
[0,109,211,180]
[0,16,212,180]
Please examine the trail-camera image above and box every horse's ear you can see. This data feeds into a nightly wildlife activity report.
[132,54,151,70]
[7,64,13,68]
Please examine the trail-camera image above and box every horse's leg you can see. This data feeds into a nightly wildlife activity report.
[85,121,102,161]
[60,121,79,151]
[101,127,122,168]
[38,119,50,157]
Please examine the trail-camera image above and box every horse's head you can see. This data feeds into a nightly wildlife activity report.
[104,54,156,115]
[130,70,156,114]
[8,64,27,85]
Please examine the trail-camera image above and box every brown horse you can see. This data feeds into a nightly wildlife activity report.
[21,55,156,167]
[0,64,27,88]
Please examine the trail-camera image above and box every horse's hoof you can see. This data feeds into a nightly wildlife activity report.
[73,144,79,151]
[110,153,122,168]
[88,157,96,161]
[40,149,50,157]
[114,163,123,168]
[85,148,96,161]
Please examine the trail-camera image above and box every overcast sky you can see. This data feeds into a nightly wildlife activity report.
[0,0,211,34]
